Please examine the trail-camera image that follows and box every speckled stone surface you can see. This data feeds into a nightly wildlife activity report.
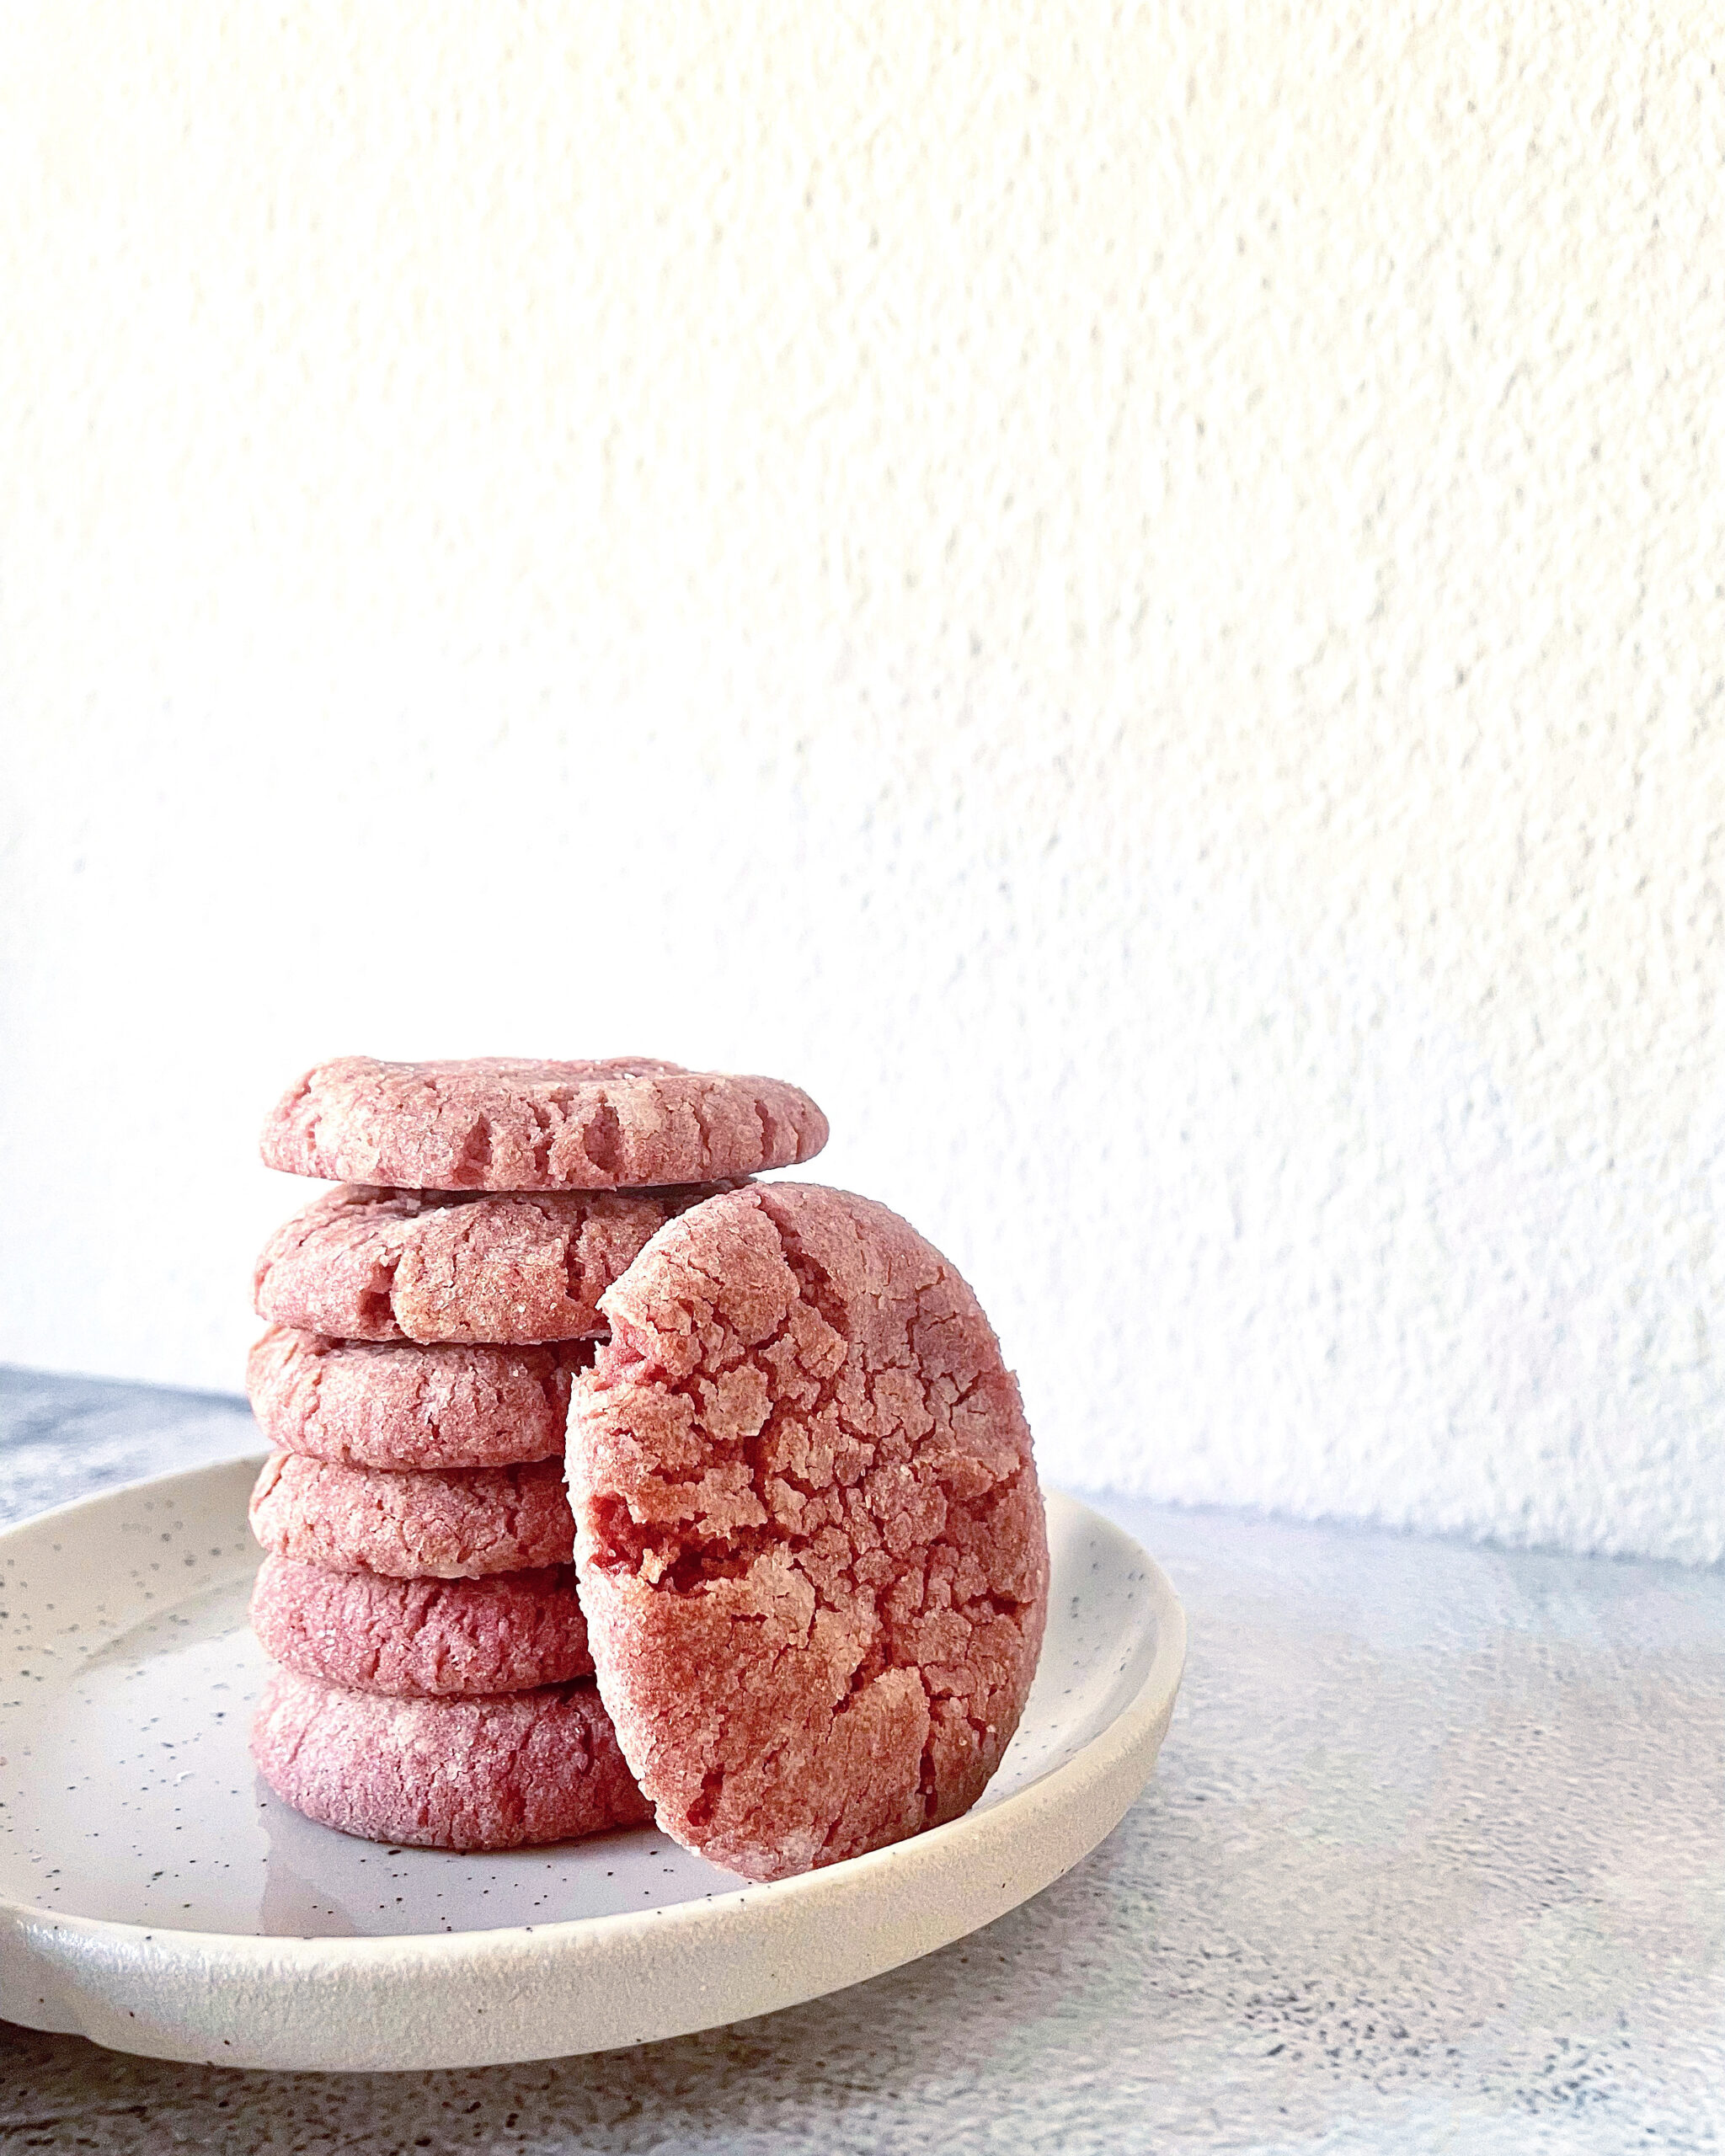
[2,1364,1722,2152]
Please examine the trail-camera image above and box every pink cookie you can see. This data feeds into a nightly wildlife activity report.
[567,1182,1049,1883]
[254,1184,732,1346]
[250,1555,591,1694]
[249,1452,574,1578]
[247,1325,590,1470]
[250,1668,651,1849]
[261,1056,828,1192]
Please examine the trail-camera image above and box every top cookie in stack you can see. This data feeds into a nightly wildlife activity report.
[244,1056,827,1852]
[259,1055,829,1193]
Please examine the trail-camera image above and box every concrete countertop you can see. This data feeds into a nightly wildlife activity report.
[1,1364,1720,2153]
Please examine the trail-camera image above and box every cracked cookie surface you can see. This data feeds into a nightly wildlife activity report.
[254,1183,732,1345]
[247,1326,591,1469]
[567,1182,1049,1882]
[250,1669,650,1849]
[260,1055,828,1191]
[250,1555,593,1694]
[248,1451,574,1578]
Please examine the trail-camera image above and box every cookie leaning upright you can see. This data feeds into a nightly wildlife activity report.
[566,1183,1050,1884]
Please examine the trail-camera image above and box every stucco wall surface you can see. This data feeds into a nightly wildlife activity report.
[3,3,1722,1560]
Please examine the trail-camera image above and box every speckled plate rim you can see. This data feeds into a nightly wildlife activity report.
[0,1461,1186,2073]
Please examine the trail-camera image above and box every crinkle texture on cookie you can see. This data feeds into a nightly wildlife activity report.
[254,1184,731,1346]
[250,1555,592,1694]
[247,1326,591,1470]
[261,1055,828,1192]
[567,1182,1049,1883]
[248,1452,574,1578]
[250,1669,650,1849]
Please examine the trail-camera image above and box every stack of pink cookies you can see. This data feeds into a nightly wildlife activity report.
[244,1053,1053,1884]
[244,1056,828,1853]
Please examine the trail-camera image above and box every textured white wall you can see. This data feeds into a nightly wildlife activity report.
[3,3,1722,1561]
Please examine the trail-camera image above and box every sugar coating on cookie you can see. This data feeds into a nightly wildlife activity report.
[567,1182,1049,1883]
[260,1056,828,1192]
[250,1668,651,1849]
[249,1452,574,1578]
[254,1184,733,1345]
[247,1326,590,1470]
[250,1555,592,1694]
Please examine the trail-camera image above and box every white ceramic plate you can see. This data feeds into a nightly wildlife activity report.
[0,1457,1185,2072]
